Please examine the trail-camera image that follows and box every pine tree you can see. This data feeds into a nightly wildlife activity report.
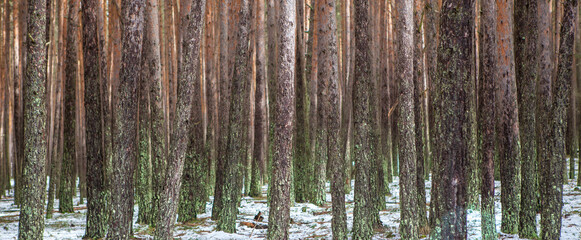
[17,0,48,238]
[352,0,374,238]
[267,0,295,238]
[429,0,472,238]
[478,0,498,239]
[496,0,521,233]
[155,0,206,238]
[83,0,110,237]
[108,0,145,238]
[515,0,539,237]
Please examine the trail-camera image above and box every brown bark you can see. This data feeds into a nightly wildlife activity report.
[108,1,145,238]
[267,1,295,238]
[155,0,206,238]
[17,0,48,238]
[429,0,472,238]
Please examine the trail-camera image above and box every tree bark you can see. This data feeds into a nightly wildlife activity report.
[250,0,267,198]
[478,0,498,239]
[267,0,295,238]
[352,0,374,238]
[154,0,206,238]
[108,1,145,239]
[215,0,250,232]
[17,0,48,238]
[514,0,539,237]
[83,0,110,237]
[496,0,522,233]
[413,0,428,230]
[429,0,472,238]
[396,0,419,238]
[542,0,578,238]
[211,0,231,220]
[59,0,79,214]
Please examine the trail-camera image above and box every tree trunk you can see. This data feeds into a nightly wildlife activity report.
[413,0,428,230]
[429,0,472,238]
[178,0,209,220]
[82,0,110,237]
[396,0,419,238]
[108,1,145,238]
[17,0,48,238]
[266,0,295,238]
[154,0,206,238]
[496,0,522,233]
[250,0,267,198]
[136,28,153,224]
[145,0,166,229]
[514,0,539,237]
[211,0,231,221]
[478,0,498,239]
[59,0,79,214]
[215,0,250,232]
[542,0,578,238]
[293,0,309,204]
[352,0,374,238]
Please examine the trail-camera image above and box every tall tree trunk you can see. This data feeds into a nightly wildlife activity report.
[216,0,250,232]
[250,0,267,198]
[515,0,539,237]
[479,0,498,239]
[211,0,231,220]
[267,0,295,238]
[496,0,521,233]
[59,0,79,214]
[542,0,578,238]
[17,0,48,238]
[396,0,419,238]
[293,0,309,204]
[178,0,209,220]
[314,0,347,238]
[429,0,472,238]
[154,0,206,238]
[136,31,153,224]
[307,0,321,206]
[145,0,166,228]
[83,0,110,237]
[108,1,145,239]
[352,0,374,238]
[413,0,428,230]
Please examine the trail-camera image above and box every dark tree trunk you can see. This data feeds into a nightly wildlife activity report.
[136,31,153,224]
[266,0,295,238]
[496,0,521,233]
[313,0,329,207]
[413,0,428,230]
[154,0,206,238]
[216,0,250,232]
[251,0,267,198]
[178,1,209,220]
[211,0,230,221]
[108,1,145,238]
[478,0,498,239]
[17,0,48,238]
[83,0,110,237]
[429,0,472,238]
[60,0,80,214]
[314,0,346,238]
[379,0,393,191]
[143,0,166,229]
[515,0,539,237]
[352,0,374,238]
[542,0,578,238]
[396,0,419,238]
[293,0,309,204]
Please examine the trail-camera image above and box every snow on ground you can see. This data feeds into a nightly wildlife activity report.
[1,161,581,239]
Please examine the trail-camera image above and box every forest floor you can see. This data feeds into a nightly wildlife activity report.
[1,161,581,239]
